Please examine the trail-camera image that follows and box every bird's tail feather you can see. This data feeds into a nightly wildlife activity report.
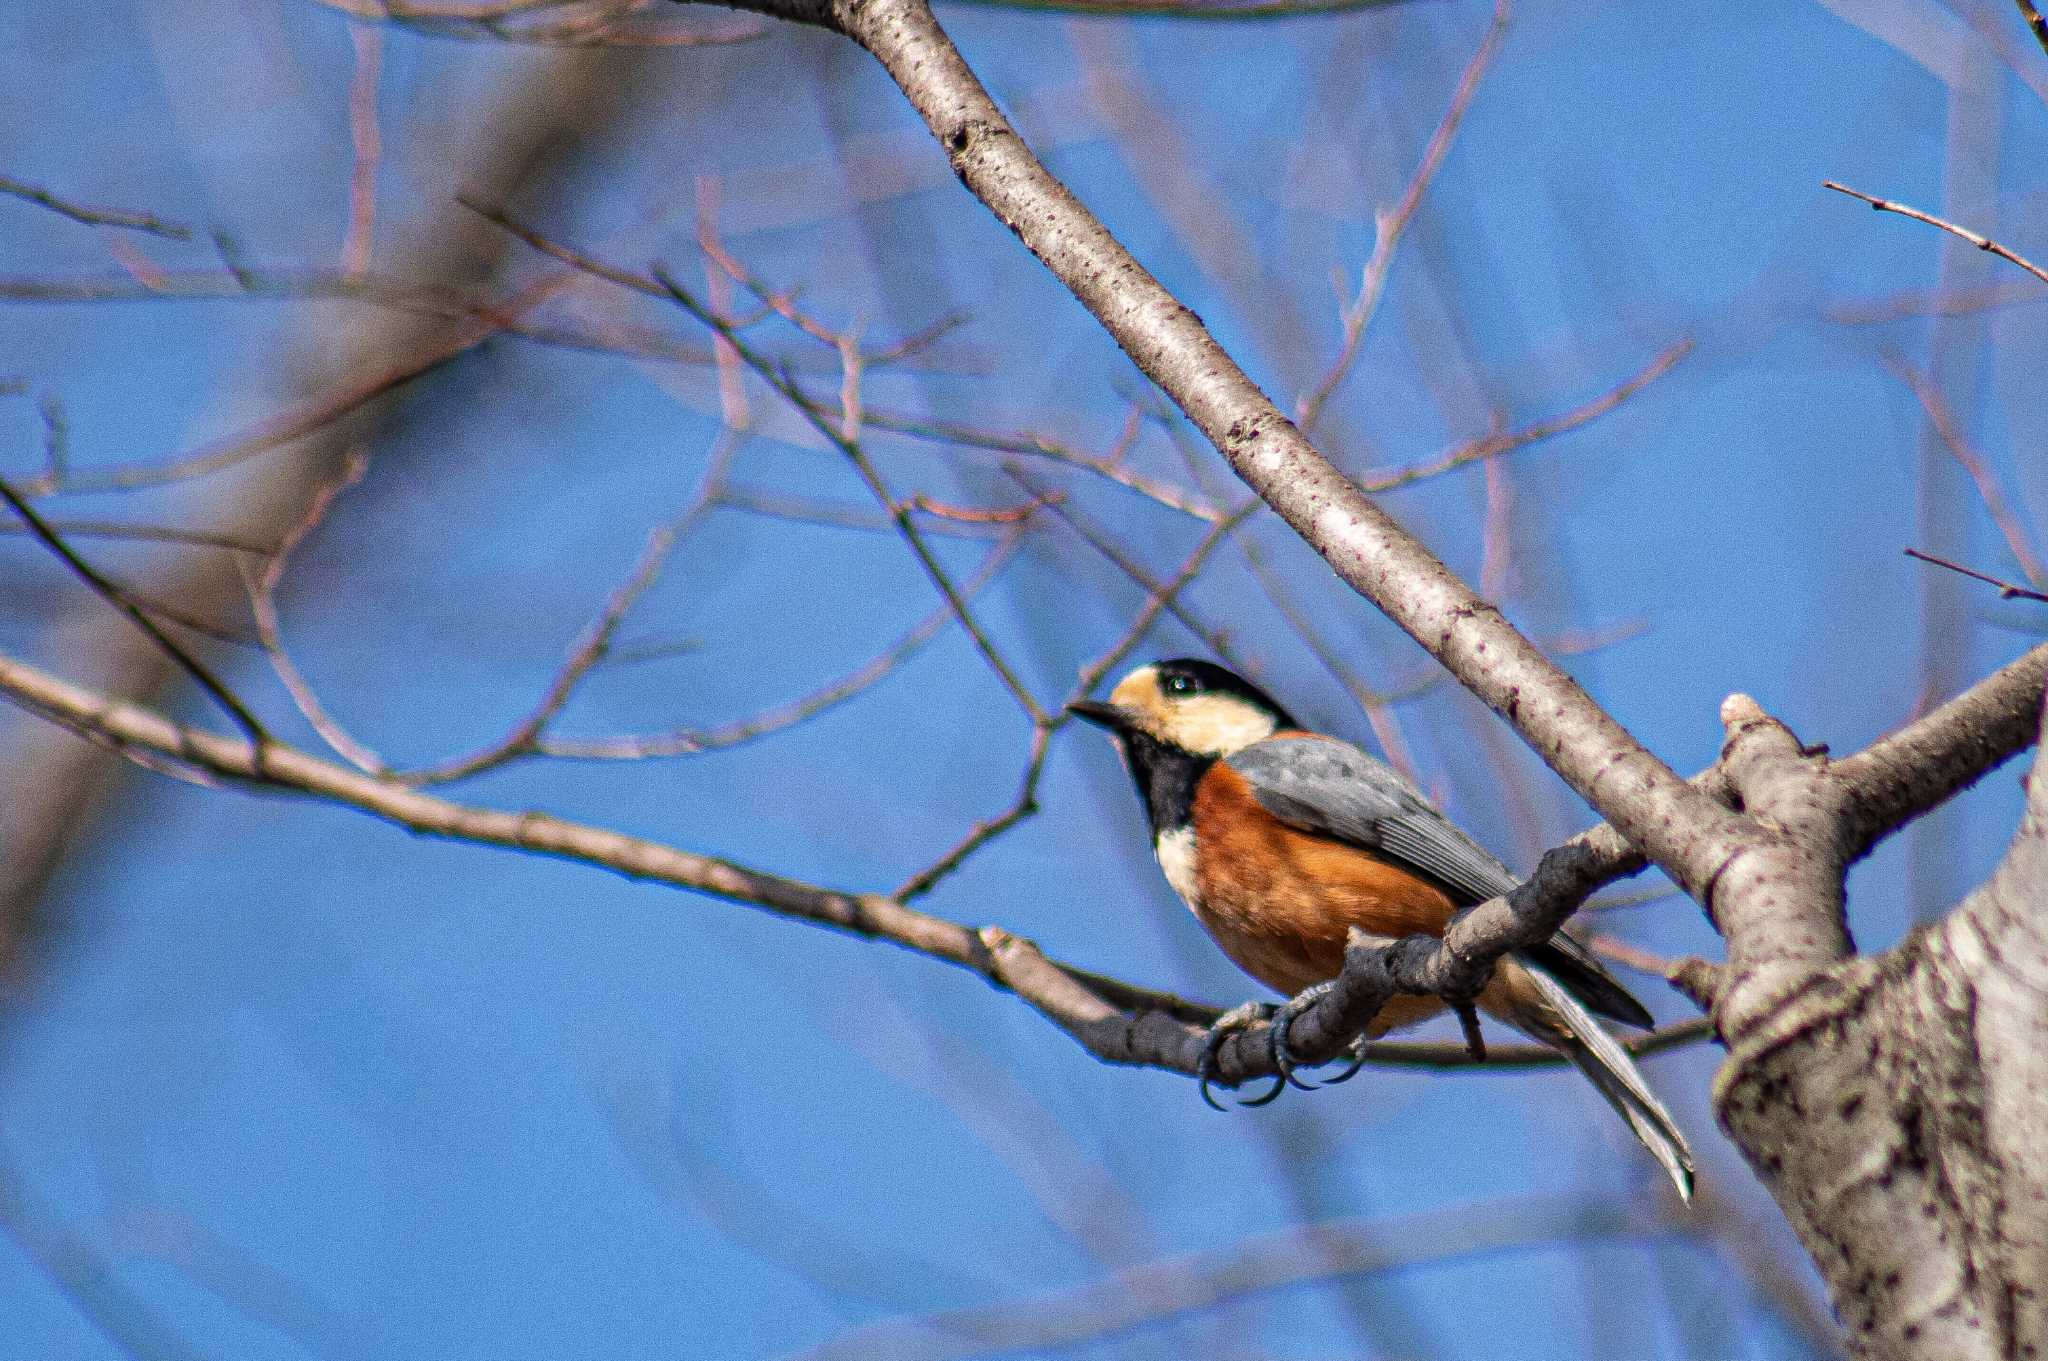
[1522,963,1695,1202]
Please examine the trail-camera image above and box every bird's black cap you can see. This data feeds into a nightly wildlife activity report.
[1151,658,1299,729]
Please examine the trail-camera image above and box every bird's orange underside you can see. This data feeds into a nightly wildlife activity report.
[1189,760,1538,1036]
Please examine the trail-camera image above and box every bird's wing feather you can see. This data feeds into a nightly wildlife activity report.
[1226,736,1519,905]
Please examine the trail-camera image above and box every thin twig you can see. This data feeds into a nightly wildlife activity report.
[1904,548,2048,604]
[0,261,951,389]
[0,478,268,750]
[865,407,1218,521]
[315,0,764,44]
[1008,464,1249,672]
[1360,339,1693,493]
[651,268,1047,726]
[1161,416,1430,779]
[45,272,578,493]
[695,177,752,429]
[241,450,388,774]
[1157,337,1684,781]
[781,1194,1672,1361]
[1072,499,1261,700]
[893,498,1256,903]
[103,235,170,291]
[458,198,1048,725]
[342,22,384,280]
[0,175,191,240]
[28,390,69,493]
[0,267,828,382]
[713,487,1019,539]
[1479,452,1513,601]
[409,522,684,781]
[1884,353,2046,586]
[412,431,747,776]
[1824,181,2048,289]
[1586,933,1686,980]
[0,520,267,553]
[906,493,1050,524]
[1363,1016,1716,1069]
[1581,883,1683,913]
[1296,0,1510,435]
[539,522,1031,761]
[895,724,1054,902]
[1825,280,2042,327]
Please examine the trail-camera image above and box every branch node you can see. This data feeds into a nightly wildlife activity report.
[1719,691,1767,731]
[1667,956,1726,1011]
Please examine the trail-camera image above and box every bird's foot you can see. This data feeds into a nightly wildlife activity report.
[1198,986,1370,1109]
[1269,980,1367,1091]
[1196,1001,1279,1111]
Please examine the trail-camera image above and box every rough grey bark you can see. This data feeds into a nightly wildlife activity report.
[1714,697,2048,1358]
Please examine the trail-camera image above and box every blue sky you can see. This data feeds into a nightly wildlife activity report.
[2,0,2045,1356]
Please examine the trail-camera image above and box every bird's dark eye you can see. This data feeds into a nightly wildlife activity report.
[1163,673,1199,697]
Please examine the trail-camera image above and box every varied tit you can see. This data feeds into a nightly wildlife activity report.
[1069,657,1693,1200]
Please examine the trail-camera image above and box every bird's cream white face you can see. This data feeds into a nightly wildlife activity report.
[1108,665,1281,757]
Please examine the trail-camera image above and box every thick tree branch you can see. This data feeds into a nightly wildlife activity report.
[1834,640,2048,858]
[1704,695,1857,1033]
[2023,0,2048,57]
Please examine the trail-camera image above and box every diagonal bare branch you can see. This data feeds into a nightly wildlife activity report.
[0,175,192,240]
[1296,0,1509,435]
[1825,181,2048,289]
[0,478,268,751]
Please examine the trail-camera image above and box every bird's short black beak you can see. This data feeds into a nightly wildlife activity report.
[1066,699,1133,732]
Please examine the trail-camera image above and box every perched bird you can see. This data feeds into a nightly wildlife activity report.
[1070,657,1693,1200]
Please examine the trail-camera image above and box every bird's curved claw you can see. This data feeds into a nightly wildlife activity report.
[1236,1069,1287,1107]
[1270,980,1337,1092]
[1321,1038,1368,1085]
[1196,1001,1280,1111]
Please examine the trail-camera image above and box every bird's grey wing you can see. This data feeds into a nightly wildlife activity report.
[1228,736,1654,1028]
[1225,736,1519,905]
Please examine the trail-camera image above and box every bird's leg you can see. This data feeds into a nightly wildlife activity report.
[1196,1000,1281,1110]
[1451,1000,1487,1062]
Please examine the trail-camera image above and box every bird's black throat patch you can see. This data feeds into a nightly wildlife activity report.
[1120,730,1212,835]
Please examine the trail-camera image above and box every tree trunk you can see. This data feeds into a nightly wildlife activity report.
[1715,696,2048,1359]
